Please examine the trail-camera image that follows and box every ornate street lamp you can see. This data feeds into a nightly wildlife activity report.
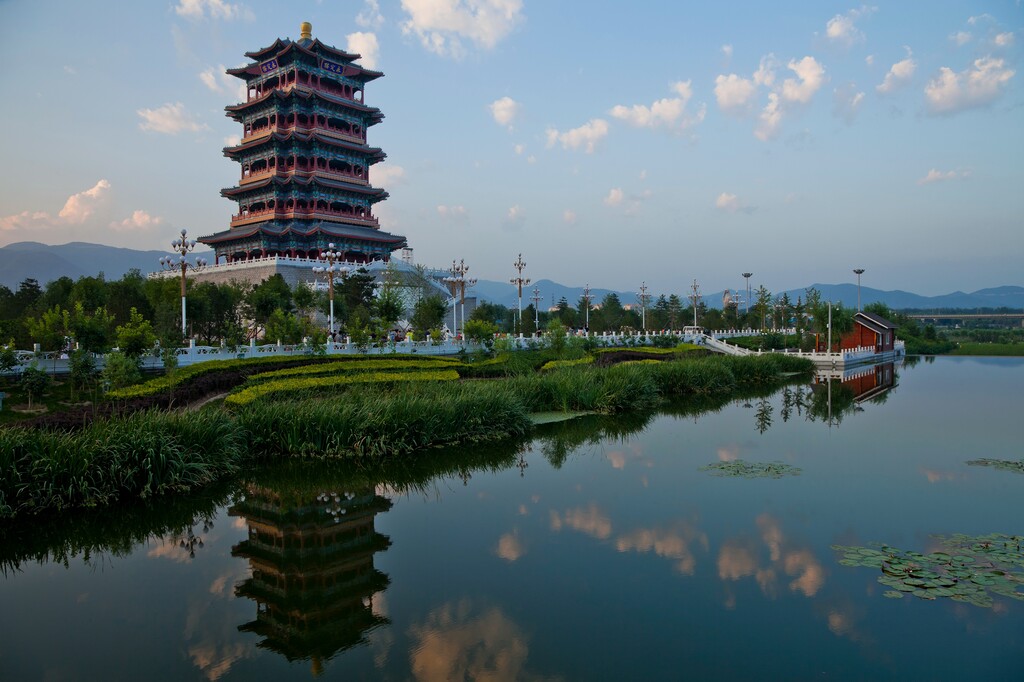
[742,272,753,316]
[637,281,651,331]
[159,229,207,339]
[530,286,542,330]
[312,243,349,337]
[853,268,865,311]
[510,253,530,334]
[579,284,593,331]
[442,259,476,338]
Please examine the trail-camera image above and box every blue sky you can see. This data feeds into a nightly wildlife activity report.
[0,1,1020,296]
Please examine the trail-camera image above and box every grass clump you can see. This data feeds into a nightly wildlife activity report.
[224,369,461,407]
[246,358,464,382]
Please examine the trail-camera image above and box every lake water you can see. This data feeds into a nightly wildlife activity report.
[1,356,1022,680]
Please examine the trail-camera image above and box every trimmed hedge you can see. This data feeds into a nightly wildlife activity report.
[540,357,595,371]
[247,358,464,383]
[224,369,461,407]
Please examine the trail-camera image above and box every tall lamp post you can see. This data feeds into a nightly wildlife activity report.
[443,259,476,338]
[579,284,593,331]
[741,272,753,317]
[530,286,542,331]
[510,253,530,334]
[312,243,349,337]
[689,279,702,328]
[853,268,865,311]
[637,282,651,331]
[159,229,207,339]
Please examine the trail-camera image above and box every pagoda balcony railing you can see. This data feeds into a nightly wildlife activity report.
[230,208,379,228]
[241,167,370,187]
[241,122,365,146]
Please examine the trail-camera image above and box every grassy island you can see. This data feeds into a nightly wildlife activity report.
[0,344,813,519]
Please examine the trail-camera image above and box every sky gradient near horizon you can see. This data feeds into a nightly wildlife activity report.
[0,1,1021,297]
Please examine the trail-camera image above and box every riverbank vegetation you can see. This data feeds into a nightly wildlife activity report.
[0,346,813,519]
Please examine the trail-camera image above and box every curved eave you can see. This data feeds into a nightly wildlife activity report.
[244,38,291,60]
[238,39,382,82]
[225,88,383,120]
[199,223,407,246]
[220,175,389,198]
[222,131,384,158]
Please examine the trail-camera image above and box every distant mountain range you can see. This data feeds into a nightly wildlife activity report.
[2,241,1022,312]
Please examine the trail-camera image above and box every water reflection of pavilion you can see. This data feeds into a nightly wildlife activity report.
[228,484,392,672]
[816,362,896,402]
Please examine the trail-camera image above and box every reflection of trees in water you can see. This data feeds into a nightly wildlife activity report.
[534,412,654,469]
[755,398,774,434]
[0,481,232,574]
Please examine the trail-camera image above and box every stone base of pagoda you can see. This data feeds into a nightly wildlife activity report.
[149,254,386,289]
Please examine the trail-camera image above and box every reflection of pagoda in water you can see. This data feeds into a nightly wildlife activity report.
[229,483,392,671]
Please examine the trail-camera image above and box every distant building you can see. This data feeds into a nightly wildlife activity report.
[195,22,406,285]
[841,311,899,353]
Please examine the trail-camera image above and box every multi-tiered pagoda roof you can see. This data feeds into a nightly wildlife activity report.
[199,22,406,264]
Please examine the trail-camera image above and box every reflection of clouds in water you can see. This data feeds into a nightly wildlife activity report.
[549,503,612,540]
[717,514,825,601]
[616,522,708,575]
[184,594,253,680]
[408,600,545,682]
[607,443,648,471]
[518,504,529,516]
[921,468,963,483]
[188,641,249,681]
[607,451,627,469]
[370,592,394,669]
[146,538,193,563]
[717,445,740,462]
[497,531,526,562]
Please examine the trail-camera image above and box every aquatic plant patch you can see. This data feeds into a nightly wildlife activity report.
[699,460,801,478]
[833,533,1024,608]
[966,458,1024,474]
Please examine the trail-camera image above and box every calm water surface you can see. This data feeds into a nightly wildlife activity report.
[1,356,1022,680]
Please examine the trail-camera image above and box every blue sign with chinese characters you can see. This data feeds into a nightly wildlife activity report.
[260,58,279,74]
[321,59,345,75]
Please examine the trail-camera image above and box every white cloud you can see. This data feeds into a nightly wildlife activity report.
[174,0,249,21]
[489,96,521,128]
[137,102,208,134]
[715,192,740,212]
[0,210,54,232]
[545,119,609,154]
[603,188,624,207]
[721,44,733,61]
[714,73,757,114]
[917,169,968,185]
[754,54,778,87]
[199,65,247,101]
[373,162,405,186]
[63,65,76,75]
[876,48,916,94]
[224,134,241,147]
[925,56,1015,115]
[526,155,536,164]
[609,80,706,132]
[562,210,577,225]
[59,180,111,223]
[968,14,993,26]
[399,0,523,59]
[755,93,782,141]
[346,32,380,70]
[110,210,163,232]
[781,56,826,104]
[513,143,524,155]
[356,0,385,29]
[994,32,1015,47]
[950,31,972,46]
[505,204,524,228]
[833,84,865,124]
[865,54,874,67]
[437,205,468,220]
[825,6,876,46]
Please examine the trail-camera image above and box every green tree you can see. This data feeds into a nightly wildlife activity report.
[666,294,684,329]
[115,307,157,359]
[463,319,498,346]
[102,351,142,390]
[264,309,307,344]
[69,274,108,313]
[754,285,772,330]
[20,363,50,409]
[374,281,405,326]
[107,269,153,326]
[339,269,376,320]
[411,294,447,336]
[69,302,116,353]
[26,305,71,373]
[600,293,624,331]
[245,274,293,338]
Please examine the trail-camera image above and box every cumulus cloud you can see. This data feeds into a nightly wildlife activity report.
[223,134,241,147]
[174,0,250,21]
[109,210,164,232]
[603,188,624,207]
[356,0,385,29]
[199,65,247,101]
[950,31,972,46]
[59,180,111,223]
[714,73,758,115]
[917,168,969,185]
[968,14,993,26]
[781,56,826,104]
[876,48,916,94]
[755,93,783,141]
[994,32,1015,47]
[715,192,742,212]
[436,204,468,220]
[372,162,405,186]
[825,5,876,46]
[562,210,577,225]
[754,54,778,87]
[0,210,55,232]
[489,96,521,128]
[137,102,208,134]
[833,83,865,124]
[609,81,706,133]
[399,0,523,59]
[545,119,609,153]
[346,32,380,69]
[925,56,1015,114]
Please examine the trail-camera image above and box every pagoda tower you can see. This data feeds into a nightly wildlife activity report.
[199,22,406,265]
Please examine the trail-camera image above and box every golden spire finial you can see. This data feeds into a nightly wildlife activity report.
[300,22,312,40]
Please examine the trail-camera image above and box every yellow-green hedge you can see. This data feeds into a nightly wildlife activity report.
[225,369,461,407]
[248,358,464,382]
[540,356,595,371]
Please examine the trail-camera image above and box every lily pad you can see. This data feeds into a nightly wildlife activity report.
[699,460,801,479]
[883,591,904,599]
